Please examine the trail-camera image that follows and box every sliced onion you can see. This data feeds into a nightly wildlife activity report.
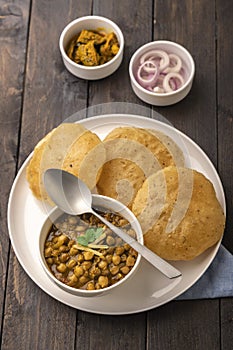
[163,54,182,73]
[137,60,159,87]
[163,72,185,92]
[139,50,170,71]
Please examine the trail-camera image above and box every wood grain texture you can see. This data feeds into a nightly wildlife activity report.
[216,0,233,252]
[0,0,30,343]
[148,300,220,350]
[89,0,153,107]
[76,311,146,349]
[153,0,217,165]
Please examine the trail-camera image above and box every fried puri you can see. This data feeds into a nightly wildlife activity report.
[132,166,225,260]
[26,123,105,202]
[97,127,184,208]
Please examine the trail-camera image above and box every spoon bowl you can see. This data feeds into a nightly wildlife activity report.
[43,169,182,279]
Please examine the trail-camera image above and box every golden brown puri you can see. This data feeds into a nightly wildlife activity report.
[62,130,106,190]
[97,127,182,208]
[26,123,105,202]
[26,129,55,201]
[132,166,225,260]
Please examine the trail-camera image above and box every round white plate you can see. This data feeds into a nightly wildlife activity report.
[7,115,226,315]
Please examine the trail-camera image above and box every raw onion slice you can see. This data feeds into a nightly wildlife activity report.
[163,72,185,92]
[164,54,182,73]
[137,60,159,87]
[139,50,170,71]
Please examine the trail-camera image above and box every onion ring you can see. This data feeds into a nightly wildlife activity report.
[139,50,170,71]
[164,54,182,73]
[137,60,159,87]
[163,72,185,92]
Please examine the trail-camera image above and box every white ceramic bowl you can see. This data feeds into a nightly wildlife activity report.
[39,194,143,297]
[129,40,195,106]
[59,15,124,80]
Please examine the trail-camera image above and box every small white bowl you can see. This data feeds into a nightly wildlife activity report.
[59,15,124,80]
[129,40,195,106]
[39,194,143,297]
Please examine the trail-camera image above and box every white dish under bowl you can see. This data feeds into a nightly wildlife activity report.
[129,40,195,106]
[59,15,124,80]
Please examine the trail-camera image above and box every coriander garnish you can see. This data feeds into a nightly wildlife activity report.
[77,227,104,247]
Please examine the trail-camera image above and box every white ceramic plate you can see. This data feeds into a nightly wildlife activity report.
[7,115,226,315]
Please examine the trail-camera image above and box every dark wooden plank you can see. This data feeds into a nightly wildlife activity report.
[217,0,233,348]
[89,0,153,107]
[153,0,217,165]
[221,298,233,350]
[75,311,146,349]
[148,300,220,350]
[0,0,30,343]
[2,1,92,349]
[216,0,233,252]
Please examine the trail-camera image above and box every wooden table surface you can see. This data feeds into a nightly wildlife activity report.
[1,0,232,349]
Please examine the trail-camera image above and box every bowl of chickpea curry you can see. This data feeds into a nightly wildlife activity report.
[39,194,143,296]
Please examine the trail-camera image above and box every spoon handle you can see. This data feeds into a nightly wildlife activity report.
[92,210,182,279]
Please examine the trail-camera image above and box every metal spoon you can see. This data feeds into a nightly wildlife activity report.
[43,169,182,279]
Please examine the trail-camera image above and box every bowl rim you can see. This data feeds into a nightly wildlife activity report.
[39,194,143,296]
[129,40,195,97]
[59,15,124,71]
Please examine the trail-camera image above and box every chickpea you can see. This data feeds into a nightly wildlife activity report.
[53,256,60,265]
[77,253,84,263]
[98,260,107,269]
[123,243,131,251]
[57,263,67,273]
[95,283,101,290]
[105,254,113,264]
[110,265,119,275]
[53,235,69,249]
[106,236,116,246]
[79,276,89,285]
[112,255,121,265]
[119,218,128,226]
[89,266,101,279]
[82,261,92,271]
[86,282,95,290]
[120,254,127,262]
[129,248,137,257]
[126,255,135,267]
[98,276,109,288]
[115,273,123,281]
[59,245,68,253]
[59,253,70,263]
[115,238,123,246]
[67,274,78,287]
[120,266,130,274]
[69,246,79,256]
[51,249,60,257]
[66,259,77,269]
[115,246,125,255]
[83,251,94,260]
[46,257,53,265]
[74,266,84,277]
[101,268,110,276]
[68,239,76,248]
[44,247,53,257]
